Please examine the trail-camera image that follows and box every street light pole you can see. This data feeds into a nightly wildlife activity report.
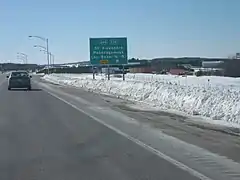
[49,53,54,66]
[29,35,49,74]
[33,45,46,50]
[33,44,51,64]
[34,44,55,67]
[17,52,28,64]
[40,49,54,66]
[52,54,54,65]
[17,56,25,64]
[46,38,49,74]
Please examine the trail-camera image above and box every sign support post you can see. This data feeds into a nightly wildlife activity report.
[122,65,125,81]
[107,65,110,80]
[92,66,95,80]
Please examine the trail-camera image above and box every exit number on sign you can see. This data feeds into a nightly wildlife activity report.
[100,60,109,64]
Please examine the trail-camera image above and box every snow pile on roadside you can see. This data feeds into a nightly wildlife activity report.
[43,73,240,126]
[31,72,45,76]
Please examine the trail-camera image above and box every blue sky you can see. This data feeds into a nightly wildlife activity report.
[0,0,240,64]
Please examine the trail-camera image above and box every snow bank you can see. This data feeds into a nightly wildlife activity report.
[32,72,45,76]
[42,73,240,126]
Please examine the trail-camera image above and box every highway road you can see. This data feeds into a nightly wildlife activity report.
[0,74,240,180]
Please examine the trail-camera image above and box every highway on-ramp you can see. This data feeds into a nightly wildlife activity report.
[0,74,239,180]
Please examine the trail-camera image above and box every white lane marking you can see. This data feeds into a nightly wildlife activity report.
[43,87,212,180]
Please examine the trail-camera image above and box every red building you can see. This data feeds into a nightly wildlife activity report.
[169,68,186,75]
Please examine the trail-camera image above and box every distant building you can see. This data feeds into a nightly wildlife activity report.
[102,67,121,74]
[169,68,186,75]
[224,59,240,77]
[129,67,152,73]
[202,61,224,68]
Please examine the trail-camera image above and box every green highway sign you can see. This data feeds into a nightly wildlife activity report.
[90,37,128,65]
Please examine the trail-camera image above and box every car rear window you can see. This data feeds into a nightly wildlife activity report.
[11,72,29,77]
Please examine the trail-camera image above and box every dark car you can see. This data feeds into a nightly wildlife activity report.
[7,71,32,90]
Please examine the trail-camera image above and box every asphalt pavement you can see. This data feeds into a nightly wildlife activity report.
[1,74,240,180]
[0,75,201,180]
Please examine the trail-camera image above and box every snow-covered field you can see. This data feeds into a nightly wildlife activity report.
[42,73,240,127]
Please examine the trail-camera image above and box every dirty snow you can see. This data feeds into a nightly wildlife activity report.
[42,73,240,127]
